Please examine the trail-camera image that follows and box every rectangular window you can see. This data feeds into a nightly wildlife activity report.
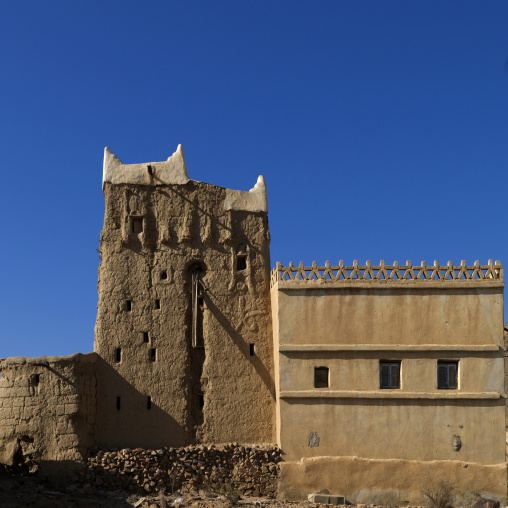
[237,255,247,271]
[132,218,143,233]
[314,367,329,388]
[143,332,149,343]
[155,299,160,310]
[437,361,458,389]
[147,396,152,410]
[116,396,121,410]
[380,361,400,389]
[126,300,132,312]
[249,343,255,356]
[115,348,121,363]
[150,348,156,362]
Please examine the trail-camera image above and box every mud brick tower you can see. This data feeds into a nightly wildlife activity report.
[94,145,274,448]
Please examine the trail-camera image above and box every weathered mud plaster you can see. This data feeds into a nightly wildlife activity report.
[95,153,274,449]
[224,175,268,213]
[0,353,97,478]
[103,144,189,188]
[103,145,268,213]
[279,456,508,505]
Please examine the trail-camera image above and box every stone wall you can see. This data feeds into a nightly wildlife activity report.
[0,353,97,478]
[81,443,281,497]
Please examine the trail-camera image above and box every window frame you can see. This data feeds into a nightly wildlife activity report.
[437,360,458,390]
[379,360,401,389]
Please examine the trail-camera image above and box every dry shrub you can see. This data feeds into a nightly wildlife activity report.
[421,474,454,508]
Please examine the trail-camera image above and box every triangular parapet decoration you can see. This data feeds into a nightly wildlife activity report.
[102,144,189,190]
[270,260,504,287]
[223,175,268,213]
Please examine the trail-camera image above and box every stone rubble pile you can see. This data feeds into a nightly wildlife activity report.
[80,443,281,497]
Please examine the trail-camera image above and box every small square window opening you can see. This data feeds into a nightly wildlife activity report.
[438,361,458,390]
[314,367,329,388]
[237,255,247,271]
[132,218,143,234]
[380,361,400,389]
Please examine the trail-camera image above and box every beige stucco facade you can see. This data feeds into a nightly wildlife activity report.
[271,261,506,502]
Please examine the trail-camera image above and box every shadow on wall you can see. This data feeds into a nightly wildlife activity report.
[205,296,273,395]
[94,357,189,449]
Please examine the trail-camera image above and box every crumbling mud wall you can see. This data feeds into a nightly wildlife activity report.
[0,353,97,477]
[94,147,274,449]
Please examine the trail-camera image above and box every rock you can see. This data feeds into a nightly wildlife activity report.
[472,498,500,508]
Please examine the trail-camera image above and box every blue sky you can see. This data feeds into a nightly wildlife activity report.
[1,2,507,358]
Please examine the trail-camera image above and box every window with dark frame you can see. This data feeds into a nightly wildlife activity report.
[314,367,329,388]
[437,361,458,389]
[380,361,400,389]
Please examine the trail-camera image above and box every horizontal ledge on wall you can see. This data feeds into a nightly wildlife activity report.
[273,281,504,290]
[279,390,502,400]
[278,344,502,352]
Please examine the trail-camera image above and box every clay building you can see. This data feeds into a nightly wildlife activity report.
[95,145,273,448]
[0,145,506,504]
[270,260,506,502]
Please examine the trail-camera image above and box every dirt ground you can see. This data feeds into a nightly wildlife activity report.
[0,474,313,508]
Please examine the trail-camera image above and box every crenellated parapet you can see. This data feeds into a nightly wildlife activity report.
[102,144,267,213]
[271,259,503,287]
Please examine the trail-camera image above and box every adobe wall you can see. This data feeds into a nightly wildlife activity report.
[0,353,97,478]
[276,286,504,347]
[278,397,505,464]
[272,280,505,464]
[271,261,506,501]
[94,150,274,449]
[279,456,507,505]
